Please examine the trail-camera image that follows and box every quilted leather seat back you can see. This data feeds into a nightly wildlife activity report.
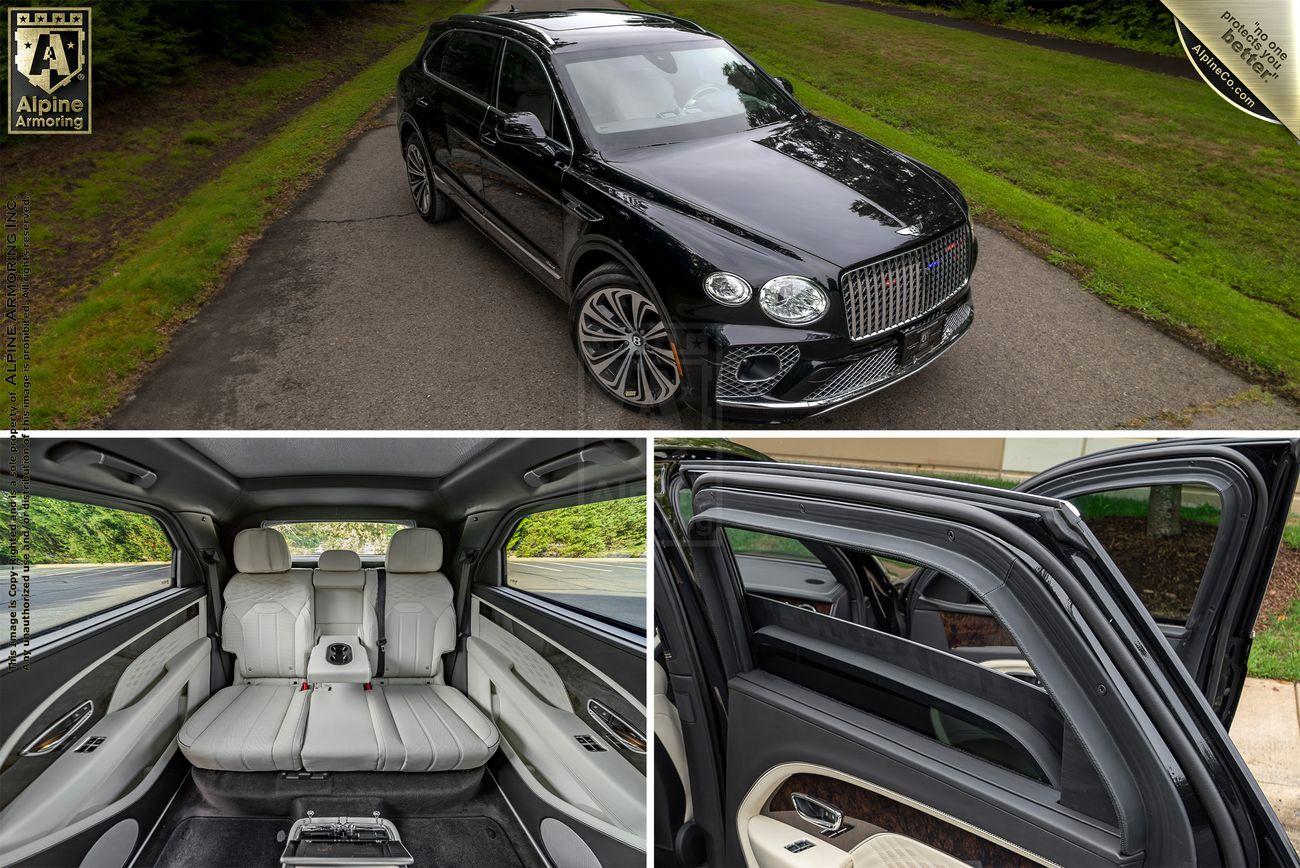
[383,528,456,678]
[223,528,314,679]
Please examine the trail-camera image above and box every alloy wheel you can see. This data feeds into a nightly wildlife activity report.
[404,141,431,215]
[577,286,681,407]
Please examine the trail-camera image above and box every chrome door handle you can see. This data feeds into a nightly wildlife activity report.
[791,792,845,834]
[586,699,646,754]
[20,700,94,756]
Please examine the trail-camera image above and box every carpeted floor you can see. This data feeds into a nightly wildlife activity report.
[136,768,544,868]
[148,815,529,868]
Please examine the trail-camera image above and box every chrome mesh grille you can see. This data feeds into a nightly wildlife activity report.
[806,348,895,402]
[841,224,973,340]
[716,344,800,399]
[943,302,972,339]
[807,302,972,404]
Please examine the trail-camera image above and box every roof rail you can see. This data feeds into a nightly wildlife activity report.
[449,12,556,45]
[566,7,709,34]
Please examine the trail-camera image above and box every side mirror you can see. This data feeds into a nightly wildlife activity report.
[498,111,547,144]
[776,76,794,95]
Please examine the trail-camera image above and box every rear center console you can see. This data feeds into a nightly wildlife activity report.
[302,636,378,771]
[307,635,370,684]
[280,812,413,867]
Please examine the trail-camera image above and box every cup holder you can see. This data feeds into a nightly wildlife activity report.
[326,643,353,666]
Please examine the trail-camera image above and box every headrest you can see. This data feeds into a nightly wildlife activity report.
[313,549,365,589]
[386,527,443,573]
[317,549,362,572]
[233,527,291,574]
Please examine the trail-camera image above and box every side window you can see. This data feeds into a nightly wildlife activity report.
[439,31,500,103]
[422,34,449,77]
[1068,483,1222,622]
[2,495,174,637]
[505,495,646,631]
[725,529,842,616]
[497,43,563,142]
[717,528,1067,790]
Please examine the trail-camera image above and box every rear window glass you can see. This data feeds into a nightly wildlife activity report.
[263,521,411,557]
[1068,483,1222,622]
[2,495,174,638]
[440,30,500,102]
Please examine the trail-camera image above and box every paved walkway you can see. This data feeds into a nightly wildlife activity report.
[1231,678,1300,849]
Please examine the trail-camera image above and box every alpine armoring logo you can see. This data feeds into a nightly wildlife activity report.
[7,7,91,135]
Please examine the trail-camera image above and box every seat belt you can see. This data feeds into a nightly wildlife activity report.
[200,548,232,685]
[375,567,387,677]
[446,547,478,681]
[452,548,479,637]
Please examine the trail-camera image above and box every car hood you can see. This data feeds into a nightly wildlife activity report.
[603,117,968,270]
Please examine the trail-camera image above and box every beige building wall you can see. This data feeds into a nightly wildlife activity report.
[730,437,1300,514]
[732,437,1155,480]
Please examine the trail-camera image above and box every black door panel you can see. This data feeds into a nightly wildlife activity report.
[425,30,501,200]
[725,674,1127,868]
[480,40,570,270]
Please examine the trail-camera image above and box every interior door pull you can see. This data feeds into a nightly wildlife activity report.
[586,699,646,754]
[791,792,846,835]
[20,700,94,756]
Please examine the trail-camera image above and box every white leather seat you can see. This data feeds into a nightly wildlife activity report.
[179,528,497,773]
[312,549,378,671]
[373,528,499,772]
[179,528,313,771]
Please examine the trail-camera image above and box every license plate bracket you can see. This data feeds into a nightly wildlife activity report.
[899,317,946,365]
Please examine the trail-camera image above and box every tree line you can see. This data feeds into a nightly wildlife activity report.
[508,497,647,559]
[1,496,171,564]
[0,0,374,95]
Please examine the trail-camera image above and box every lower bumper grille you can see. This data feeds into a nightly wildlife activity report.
[714,301,972,409]
[806,349,896,402]
[806,301,973,404]
[715,344,800,399]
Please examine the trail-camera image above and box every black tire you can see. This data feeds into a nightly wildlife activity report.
[402,131,453,224]
[570,263,683,412]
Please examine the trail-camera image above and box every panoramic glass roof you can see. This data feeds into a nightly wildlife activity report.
[185,437,493,479]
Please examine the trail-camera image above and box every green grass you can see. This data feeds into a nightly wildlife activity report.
[25,2,466,426]
[630,0,1300,394]
[854,0,1181,57]
[1249,598,1300,681]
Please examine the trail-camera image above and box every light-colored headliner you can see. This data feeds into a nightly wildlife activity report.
[185,437,493,479]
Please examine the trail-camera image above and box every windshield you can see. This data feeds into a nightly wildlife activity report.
[555,40,801,150]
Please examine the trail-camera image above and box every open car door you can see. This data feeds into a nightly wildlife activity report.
[1018,438,1300,724]
[665,458,1297,868]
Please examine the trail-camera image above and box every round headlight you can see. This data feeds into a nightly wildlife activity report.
[703,272,751,306]
[759,276,828,325]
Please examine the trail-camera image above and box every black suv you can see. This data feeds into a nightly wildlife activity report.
[397,10,975,420]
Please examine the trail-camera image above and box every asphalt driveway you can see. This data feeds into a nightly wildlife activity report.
[110,1,1300,430]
